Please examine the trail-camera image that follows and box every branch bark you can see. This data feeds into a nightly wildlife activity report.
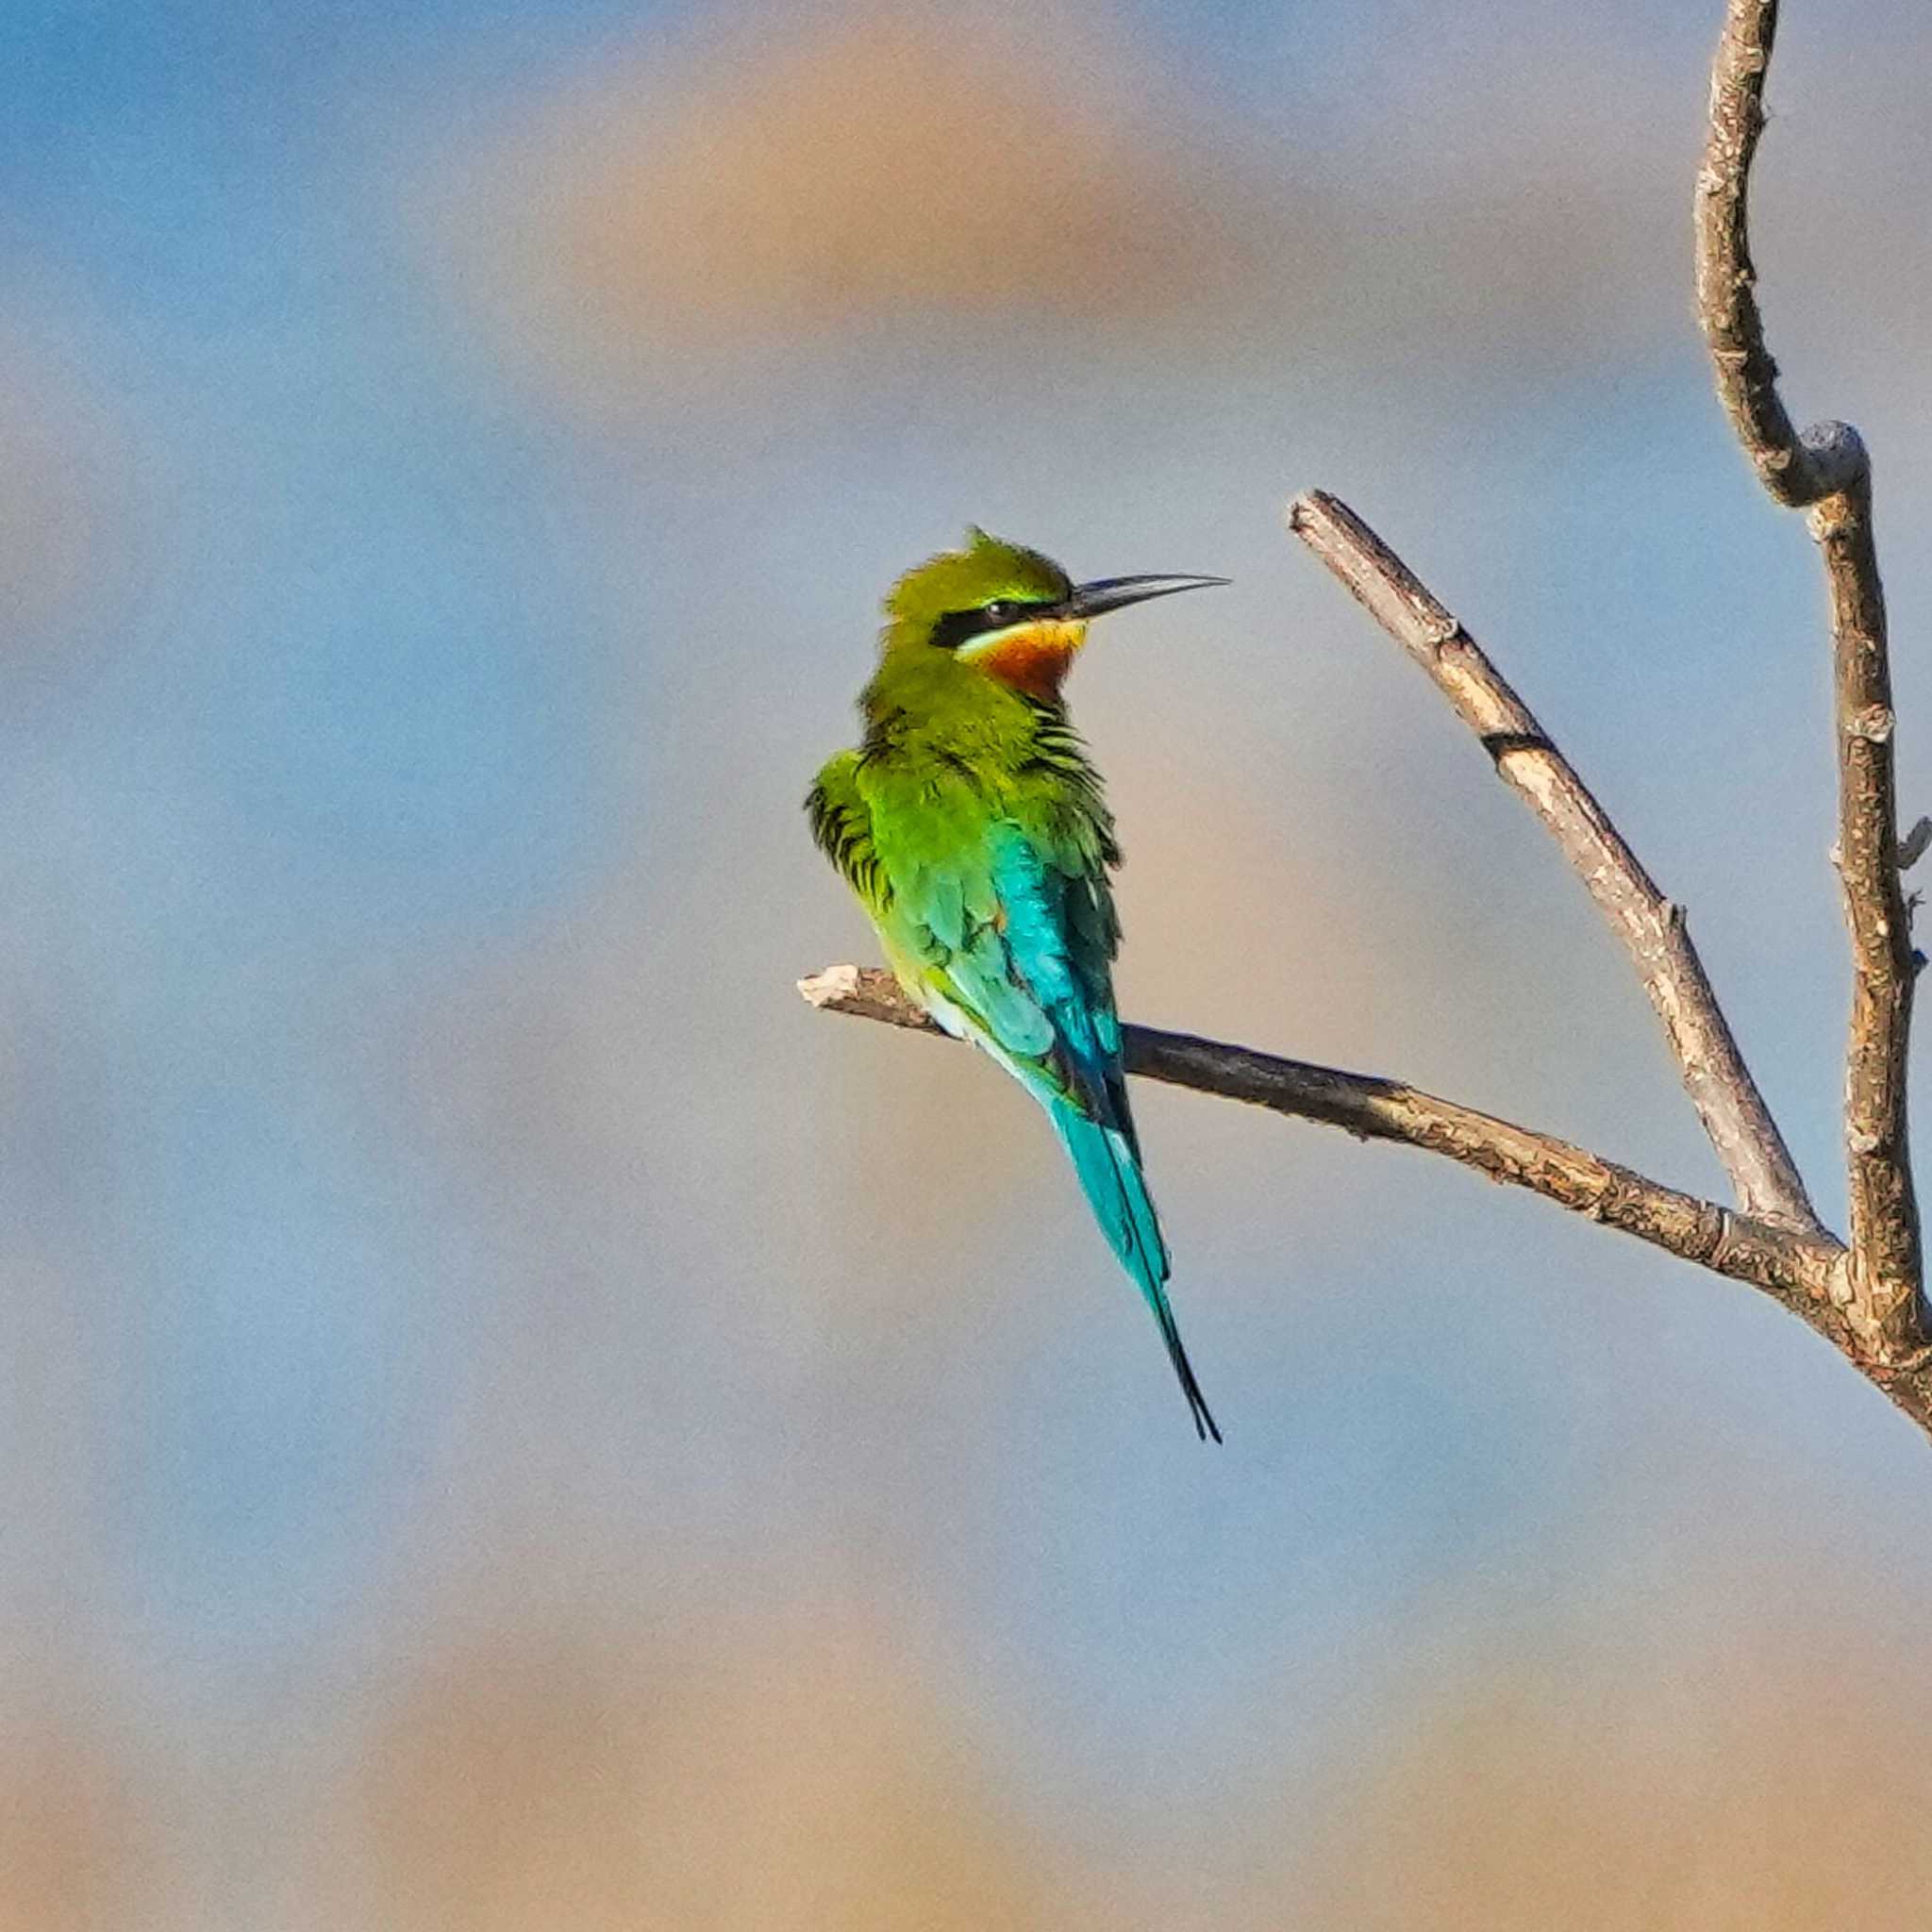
[1287,489,1821,1238]
[1693,0,1863,505]
[800,967,1932,1437]
[798,0,1932,1438]
[1696,0,1924,1358]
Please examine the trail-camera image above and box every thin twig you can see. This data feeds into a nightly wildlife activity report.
[1696,0,1924,1358]
[1287,489,1822,1238]
[801,966,1932,1437]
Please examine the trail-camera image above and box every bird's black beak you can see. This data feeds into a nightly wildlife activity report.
[1057,573,1229,622]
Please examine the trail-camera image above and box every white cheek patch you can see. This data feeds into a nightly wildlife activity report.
[955,625,1021,660]
[957,618,1079,661]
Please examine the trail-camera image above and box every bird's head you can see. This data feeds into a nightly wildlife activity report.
[881,527,1225,700]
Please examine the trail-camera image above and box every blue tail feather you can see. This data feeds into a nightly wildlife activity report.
[1048,1097,1221,1443]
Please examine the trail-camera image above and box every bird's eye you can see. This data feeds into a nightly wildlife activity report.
[981,600,1018,628]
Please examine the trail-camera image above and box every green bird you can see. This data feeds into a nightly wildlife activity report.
[808,527,1227,1440]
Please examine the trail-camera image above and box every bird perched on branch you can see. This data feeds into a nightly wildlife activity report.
[808,528,1227,1440]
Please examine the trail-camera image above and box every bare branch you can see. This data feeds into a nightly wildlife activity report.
[800,968,1824,1292]
[800,0,1932,1443]
[1696,0,1924,1358]
[802,967,1932,1438]
[1819,467,1923,1353]
[1694,0,1863,506]
[1286,489,1822,1238]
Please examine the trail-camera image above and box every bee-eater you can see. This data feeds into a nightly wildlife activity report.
[808,527,1227,1440]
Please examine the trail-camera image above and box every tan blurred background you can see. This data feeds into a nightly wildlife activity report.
[7,1,1932,1925]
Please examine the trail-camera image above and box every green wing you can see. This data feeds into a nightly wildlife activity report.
[870,800,1218,1441]
[806,748,891,919]
[875,784,1123,1124]
[810,741,1122,1110]
[809,745,1217,1439]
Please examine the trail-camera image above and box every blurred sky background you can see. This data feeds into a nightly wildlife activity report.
[7,0,1932,1925]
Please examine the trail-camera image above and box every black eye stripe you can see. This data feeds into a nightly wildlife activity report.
[930,598,1056,651]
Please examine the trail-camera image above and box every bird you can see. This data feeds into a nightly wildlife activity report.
[808,527,1228,1440]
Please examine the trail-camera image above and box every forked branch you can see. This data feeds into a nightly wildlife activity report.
[800,0,1932,1435]
[801,966,1932,1435]
[1696,0,1924,1359]
[1286,490,1821,1238]
[800,968,1841,1313]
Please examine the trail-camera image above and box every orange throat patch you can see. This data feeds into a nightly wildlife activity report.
[963,618,1088,699]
